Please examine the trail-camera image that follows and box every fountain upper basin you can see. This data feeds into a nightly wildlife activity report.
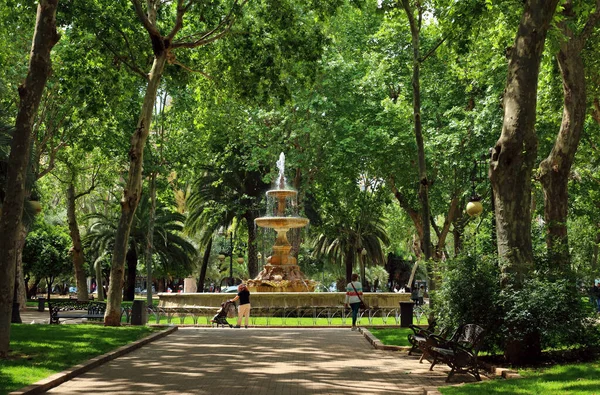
[255,217,310,229]
[266,189,298,198]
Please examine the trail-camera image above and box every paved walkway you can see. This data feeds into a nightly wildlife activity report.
[17,309,481,394]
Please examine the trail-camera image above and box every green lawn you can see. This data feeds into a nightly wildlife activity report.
[439,361,600,395]
[367,327,414,347]
[0,324,156,395]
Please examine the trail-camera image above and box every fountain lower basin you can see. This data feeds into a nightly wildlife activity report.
[158,292,412,308]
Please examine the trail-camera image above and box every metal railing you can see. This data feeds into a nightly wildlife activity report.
[135,306,424,326]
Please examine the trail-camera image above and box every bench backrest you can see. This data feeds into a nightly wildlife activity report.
[453,324,485,351]
[49,300,107,313]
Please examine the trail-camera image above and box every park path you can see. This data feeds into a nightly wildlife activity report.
[41,327,473,395]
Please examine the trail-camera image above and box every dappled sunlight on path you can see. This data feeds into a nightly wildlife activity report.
[46,328,480,394]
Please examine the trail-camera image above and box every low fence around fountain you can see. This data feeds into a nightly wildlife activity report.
[152,292,416,326]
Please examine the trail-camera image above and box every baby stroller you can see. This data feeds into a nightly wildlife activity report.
[211,300,236,328]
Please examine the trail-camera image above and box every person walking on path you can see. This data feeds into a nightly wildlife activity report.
[229,283,251,328]
[344,273,363,331]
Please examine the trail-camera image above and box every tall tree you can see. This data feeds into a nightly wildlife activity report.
[400,0,433,262]
[104,0,246,325]
[0,0,59,358]
[489,0,560,363]
[538,0,600,268]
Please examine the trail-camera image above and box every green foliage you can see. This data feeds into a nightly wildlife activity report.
[83,194,197,279]
[365,264,389,291]
[436,253,598,353]
[22,220,73,288]
[434,253,501,349]
[498,275,596,351]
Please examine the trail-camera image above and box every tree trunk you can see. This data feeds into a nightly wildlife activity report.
[145,172,157,306]
[245,211,258,278]
[125,243,138,301]
[105,52,167,325]
[0,0,59,358]
[539,1,600,270]
[401,0,432,263]
[345,248,355,283]
[94,254,105,301]
[490,0,559,285]
[489,0,560,364]
[67,183,89,301]
[16,224,27,313]
[26,278,41,299]
[198,237,213,292]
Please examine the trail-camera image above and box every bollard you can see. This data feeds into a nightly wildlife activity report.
[399,301,414,327]
[131,300,147,325]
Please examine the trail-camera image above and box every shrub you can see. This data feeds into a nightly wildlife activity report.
[498,275,597,352]
[436,253,599,360]
[434,253,502,351]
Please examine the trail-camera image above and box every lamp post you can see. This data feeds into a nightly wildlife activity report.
[466,152,497,250]
[467,159,484,217]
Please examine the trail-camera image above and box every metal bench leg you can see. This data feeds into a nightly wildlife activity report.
[446,367,456,382]
[429,357,438,371]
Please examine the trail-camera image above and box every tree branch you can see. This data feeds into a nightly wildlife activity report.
[75,165,101,200]
[420,37,446,63]
[167,55,213,79]
[171,0,248,49]
[166,0,186,41]
[580,0,600,43]
[131,0,161,37]
[95,33,149,80]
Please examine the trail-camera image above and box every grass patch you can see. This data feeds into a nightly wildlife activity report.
[439,361,600,395]
[368,327,414,347]
[0,324,156,395]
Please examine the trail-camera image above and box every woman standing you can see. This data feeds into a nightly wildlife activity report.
[344,273,363,331]
[229,283,251,328]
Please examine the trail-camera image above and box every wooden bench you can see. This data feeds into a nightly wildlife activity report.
[48,301,106,324]
[426,323,485,382]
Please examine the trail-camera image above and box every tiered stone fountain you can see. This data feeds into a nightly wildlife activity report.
[157,152,410,311]
[247,153,316,292]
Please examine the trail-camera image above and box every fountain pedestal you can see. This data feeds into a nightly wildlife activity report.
[248,155,316,292]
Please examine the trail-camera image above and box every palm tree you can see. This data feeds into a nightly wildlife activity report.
[84,195,196,300]
[311,191,390,287]
[187,157,268,283]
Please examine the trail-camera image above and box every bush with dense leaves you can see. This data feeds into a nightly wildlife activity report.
[498,275,597,351]
[435,253,599,355]
[434,253,502,351]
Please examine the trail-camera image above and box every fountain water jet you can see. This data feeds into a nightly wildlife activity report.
[247,153,316,292]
